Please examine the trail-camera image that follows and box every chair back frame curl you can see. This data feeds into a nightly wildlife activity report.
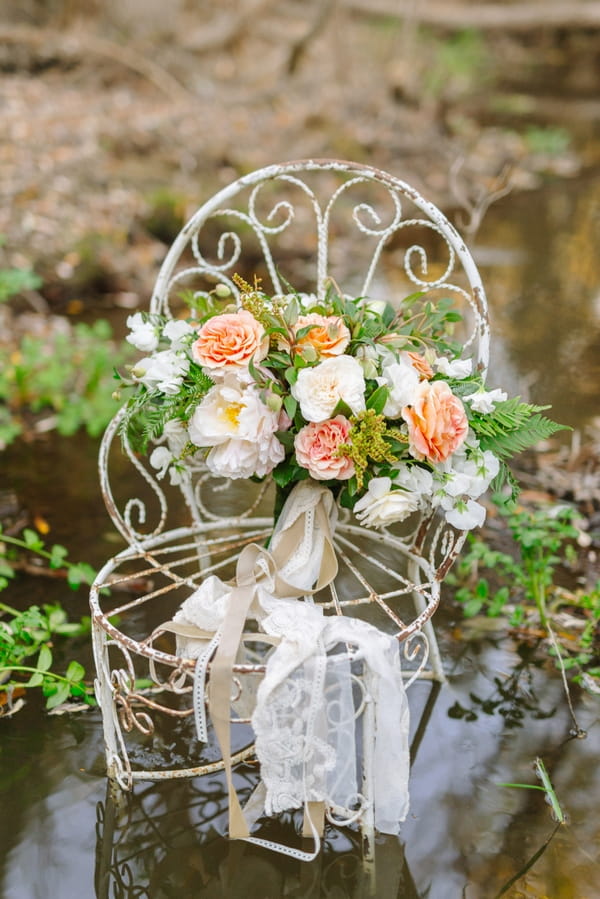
[89,160,490,827]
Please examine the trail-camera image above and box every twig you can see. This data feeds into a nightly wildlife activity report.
[286,0,337,75]
[345,1,600,31]
[449,157,513,239]
[0,25,192,104]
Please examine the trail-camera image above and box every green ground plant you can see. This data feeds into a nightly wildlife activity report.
[0,527,95,711]
[0,318,131,446]
[0,246,133,446]
[450,499,600,689]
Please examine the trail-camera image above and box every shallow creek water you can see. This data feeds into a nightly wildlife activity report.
[0,174,599,899]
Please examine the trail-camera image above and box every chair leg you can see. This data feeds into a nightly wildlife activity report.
[92,620,133,790]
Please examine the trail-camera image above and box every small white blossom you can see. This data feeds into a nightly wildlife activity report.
[434,357,473,379]
[432,444,499,530]
[134,350,189,395]
[464,388,508,413]
[378,358,420,418]
[126,312,159,352]
[149,446,172,479]
[291,356,366,423]
[163,319,194,349]
[395,464,434,498]
[443,498,486,530]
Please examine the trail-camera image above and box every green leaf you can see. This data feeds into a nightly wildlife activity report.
[66,660,85,683]
[45,680,70,709]
[272,459,308,489]
[66,562,96,589]
[283,395,297,419]
[23,529,44,551]
[49,544,68,570]
[282,295,299,326]
[366,384,389,415]
[37,645,53,672]
[26,671,44,687]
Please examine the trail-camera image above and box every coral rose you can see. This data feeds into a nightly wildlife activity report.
[402,380,468,463]
[294,415,355,481]
[293,313,351,358]
[191,309,268,372]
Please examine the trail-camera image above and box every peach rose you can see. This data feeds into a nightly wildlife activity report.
[294,415,355,481]
[405,351,433,380]
[402,380,468,463]
[293,313,351,358]
[191,310,268,371]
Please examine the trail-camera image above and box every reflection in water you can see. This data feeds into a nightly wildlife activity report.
[476,175,600,429]
[94,778,419,898]
[447,641,558,728]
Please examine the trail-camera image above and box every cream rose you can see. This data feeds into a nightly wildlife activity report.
[188,376,284,479]
[293,313,351,359]
[191,309,268,372]
[294,415,354,481]
[402,380,468,463]
[291,356,366,423]
[353,477,420,528]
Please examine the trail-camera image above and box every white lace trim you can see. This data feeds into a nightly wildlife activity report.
[173,481,410,837]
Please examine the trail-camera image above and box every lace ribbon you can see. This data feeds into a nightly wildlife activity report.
[158,481,410,851]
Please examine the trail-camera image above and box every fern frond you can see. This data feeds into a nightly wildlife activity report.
[474,397,568,460]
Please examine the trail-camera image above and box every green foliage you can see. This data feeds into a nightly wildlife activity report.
[0,319,133,446]
[0,267,42,303]
[524,126,571,157]
[422,28,488,100]
[0,527,95,711]
[450,501,599,689]
[471,397,567,460]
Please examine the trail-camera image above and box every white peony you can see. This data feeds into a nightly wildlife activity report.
[378,357,420,418]
[188,375,284,479]
[354,477,421,528]
[126,312,160,352]
[291,356,366,422]
[464,388,508,413]
[134,350,189,395]
[434,357,473,379]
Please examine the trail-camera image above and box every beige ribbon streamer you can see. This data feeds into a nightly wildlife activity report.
[208,486,338,839]
[157,485,339,843]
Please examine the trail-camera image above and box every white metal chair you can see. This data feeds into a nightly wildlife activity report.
[89,159,490,857]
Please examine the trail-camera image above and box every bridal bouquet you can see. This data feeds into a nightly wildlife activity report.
[117,276,563,532]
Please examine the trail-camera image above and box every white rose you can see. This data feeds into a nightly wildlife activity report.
[126,312,159,352]
[134,350,189,395]
[354,477,421,528]
[464,388,507,413]
[291,356,366,422]
[188,376,284,479]
[378,358,420,418]
[434,357,473,379]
